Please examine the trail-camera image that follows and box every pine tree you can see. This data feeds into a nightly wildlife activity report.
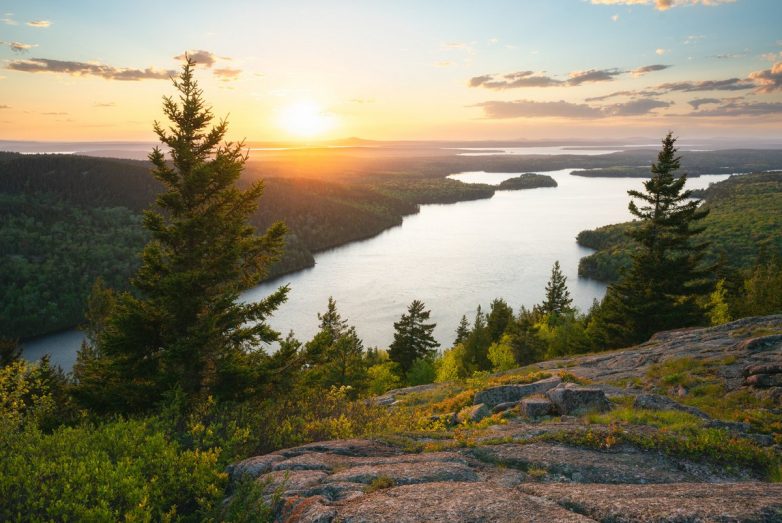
[463,306,491,371]
[541,261,573,315]
[487,298,514,344]
[304,297,367,392]
[593,133,712,347]
[74,57,288,412]
[389,300,439,375]
[454,315,470,346]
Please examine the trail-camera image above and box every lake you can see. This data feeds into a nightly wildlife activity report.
[22,169,731,370]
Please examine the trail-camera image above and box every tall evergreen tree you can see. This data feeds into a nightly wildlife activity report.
[592,133,712,347]
[304,297,367,392]
[74,57,288,412]
[388,300,439,375]
[453,315,470,346]
[487,298,514,344]
[463,306,491,371]
[541,261,573,316]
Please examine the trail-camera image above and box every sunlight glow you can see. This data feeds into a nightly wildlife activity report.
[277,101,336,138]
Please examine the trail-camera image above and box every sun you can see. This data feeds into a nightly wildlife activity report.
[277,100,336,138]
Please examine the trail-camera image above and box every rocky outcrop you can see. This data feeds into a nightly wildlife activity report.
[546,384,610,415]
[473,376,561,407]
[229,316,782,522]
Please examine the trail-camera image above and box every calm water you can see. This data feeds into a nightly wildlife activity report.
[22,170,731,370]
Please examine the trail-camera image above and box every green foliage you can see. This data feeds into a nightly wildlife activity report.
[487,335,517,372]
[578,172,782,283]
[454,314,470,346]
[0,357,73,432]
[732,257,782,317]
[74,59,288,413]
[219,475,280,523]
[496,173,557,191]
[0,418,226,522]
[707,279,732,325]
[388,300,439,375]
[0,193,147,339]
[367,361,402,395]
[303,297,368,393]
[364,476,396,493]
[463,306,492,372]
[486,298,513,344]
[436,345,469,382]
[590,133,713,348]
[541,261,573,316]
[406,357,437,385]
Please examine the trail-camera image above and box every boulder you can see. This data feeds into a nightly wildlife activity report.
[546,384,610,415]
[632,393,710,419]
[473,376,561,407]
[519,398,553,418]
[457,403,490,423]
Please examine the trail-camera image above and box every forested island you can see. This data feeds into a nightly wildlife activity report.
[496,172,557,190]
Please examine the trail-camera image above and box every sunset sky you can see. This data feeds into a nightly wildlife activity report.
[1,0,781,142]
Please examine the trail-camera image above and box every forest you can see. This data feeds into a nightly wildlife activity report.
[577,171,782,282]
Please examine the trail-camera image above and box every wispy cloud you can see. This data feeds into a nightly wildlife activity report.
[630,64,671,76]
[213,67,241,81]
[93,102,116,107]
[474,97,670,119]
[6,58,174,81]
[656,48,668,56]
[0,105,10,109]
[590,0,735,10]
[469,71,563,89]
[658,77,755,91]
[1,41,38,53]
[568,68,624,85]
[749,61,782,93]
[685,100,782,117]
[26,20,51,28]
[688,97,721,109]
[1,13,17,26]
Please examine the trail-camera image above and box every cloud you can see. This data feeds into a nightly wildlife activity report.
[0,105,10,109]
[657,78,755,92]
[656,48,668,56]
[630,64,670,76]
[175,49,217,67]
[590,0,735,10]
[94,102,116,107]
[435,61,454,68]
[685,100,782,117]
[26,20,51,28]
[683,35,704,45]
[612,14,620,21]
[469,70,563,89]
[6,58,174,81]
[1,14,17,25]
[213,67,241,81]
[749,62,782,93]
[688,97,721,109]
[568,68,624,85]
[474,97,670,119]
[2,41,37,53]
[604,98,672,116]
[475,99,603,119]
[41,111,68,115]
[585,89,663,102]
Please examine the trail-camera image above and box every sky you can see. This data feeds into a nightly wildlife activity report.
[1,0,781,142]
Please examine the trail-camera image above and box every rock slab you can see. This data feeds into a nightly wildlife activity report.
[473,376,561,407]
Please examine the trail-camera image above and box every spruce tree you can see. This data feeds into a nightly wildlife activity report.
[593,133,712,347]
[454,315,470,346]
[304,297,367,392]
[388,300,439,375]
[541,261,573,315]
[74,57,288,412]
[487,298,514,344]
